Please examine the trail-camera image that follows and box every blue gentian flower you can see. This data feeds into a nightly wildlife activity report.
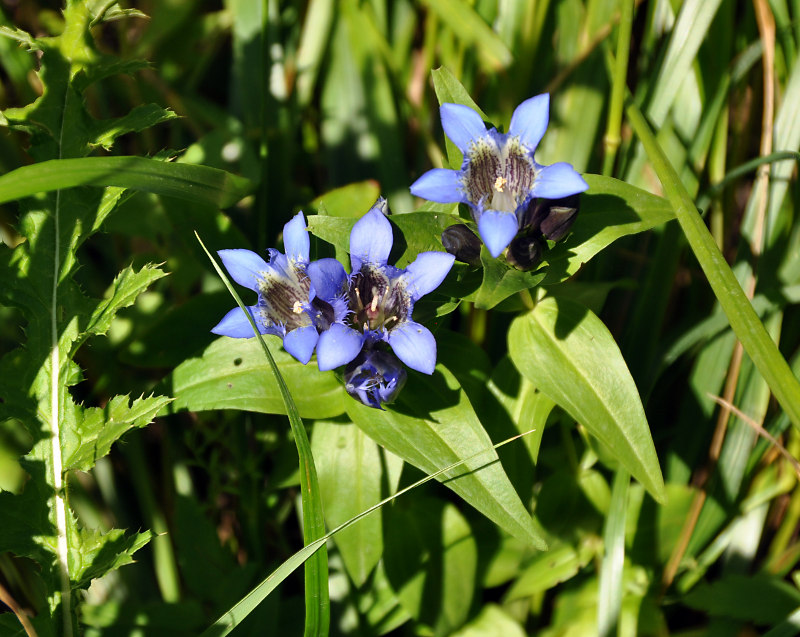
[410,94,589,258]
[212,212,363,370]
[344,348,407,409]
[346,198,455,375]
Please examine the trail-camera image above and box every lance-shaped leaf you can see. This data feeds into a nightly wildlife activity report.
[508,296,665,501]
[346,364,548,548]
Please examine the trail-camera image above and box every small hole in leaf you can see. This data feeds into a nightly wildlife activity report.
[233,358,242,366]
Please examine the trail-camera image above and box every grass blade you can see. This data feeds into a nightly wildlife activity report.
[200,431,535,636]
[625,100,800,429]
[195,233,329,637]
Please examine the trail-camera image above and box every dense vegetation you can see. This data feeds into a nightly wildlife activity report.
[1,1,799,636]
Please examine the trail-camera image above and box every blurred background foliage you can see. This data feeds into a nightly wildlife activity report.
[1,0,800,635]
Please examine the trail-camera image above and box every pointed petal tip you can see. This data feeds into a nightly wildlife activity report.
[478,210,519,258]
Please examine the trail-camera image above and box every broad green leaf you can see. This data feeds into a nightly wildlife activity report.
[504,540,595,601]
[64,395,172,472]
[451,604,527,637]
[0,156,252,209]
[165,337,346,419]
[384,499,476,634]
[541,174,676,285]
[312,420,383,587]
[508,297,665,501]
[684,574,800,624]
[308,180,382,218]
[346,364,547,548]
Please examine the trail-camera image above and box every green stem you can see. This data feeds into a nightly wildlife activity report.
[598,470,629,637]
[625,100,800,430]
[602,0,634,176]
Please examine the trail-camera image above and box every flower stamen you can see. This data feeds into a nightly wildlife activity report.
[494,176,507,192]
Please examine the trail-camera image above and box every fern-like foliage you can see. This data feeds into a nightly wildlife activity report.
[0,3,175,634]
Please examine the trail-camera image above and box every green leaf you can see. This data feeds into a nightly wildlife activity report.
[312,420,383,587]
[424,2,512,72]
[346,364,548,548]
[0,156,253,209]
[541,174,676,285]
[504,540,595,601]
[474,247,547,309]
[684,574,800,625]
[80,263,167,348]
[384,499,476,634]
[165,337,346,419]
[626,100,800,429]
[92,104,177,150]
[508,297,665,501]
[71,529,154,589]
[451,604,527,637]
[308,180,382,218]
[63,395,172,472]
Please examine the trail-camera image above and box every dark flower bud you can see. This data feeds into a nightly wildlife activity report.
[521,194,580,242]
[506,235,543,270]
[441,224,482,265]
[344,349,407,410]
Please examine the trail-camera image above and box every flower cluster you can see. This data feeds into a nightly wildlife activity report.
[213,95,586,409]
[213,199,454,409]
[410,94,588,258]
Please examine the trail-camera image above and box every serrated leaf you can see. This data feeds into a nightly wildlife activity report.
[93,104,177,150]
[80,263,166,346]
[165,337,346,419]
[72,528,154,589]
[64,395,172,472]
[508,297,665,501]
[346,364,548,548]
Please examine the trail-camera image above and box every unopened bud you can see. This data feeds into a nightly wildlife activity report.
[521,194,580,242]
[441,224,482,265]
[506,235,543,270]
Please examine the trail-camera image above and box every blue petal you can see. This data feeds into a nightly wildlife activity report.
[307,258,348,301]
[211,306,267,338]
[283,211,310,264]
[532,162,589,199]
[388,321,437,375]
[350,203,393,271]
[478,209,519,258]
[403,251,456,301]
[409,169,466,204]
[283,325,319,364]
[440,103,487,153]
[508,94,550,150]
[218,249,270,291]
[316,323,364,370]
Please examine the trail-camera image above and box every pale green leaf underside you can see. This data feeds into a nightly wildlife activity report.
[166,336,346,420]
